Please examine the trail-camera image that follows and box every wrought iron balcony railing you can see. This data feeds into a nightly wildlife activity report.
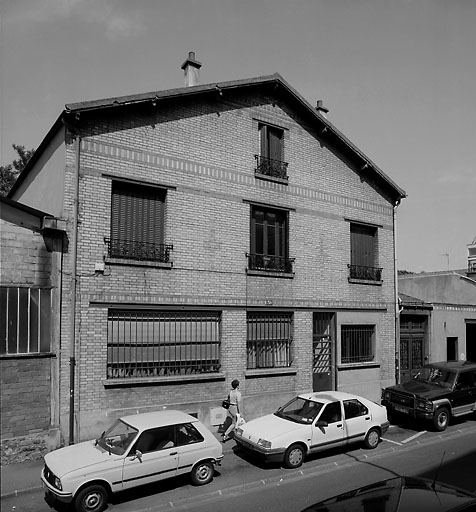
[255,155,289,180]
[247,253,294,273]
[105,238,173,263]
[348,264,382,282]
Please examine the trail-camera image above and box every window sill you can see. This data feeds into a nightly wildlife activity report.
[246,269,294,279]
[245,368,296,378]
[105,257,173,269]
[0,352,55,360]
[254,172,289,185]
[337,363,380,371]
[103,372,225,387]
[348,278,382,286]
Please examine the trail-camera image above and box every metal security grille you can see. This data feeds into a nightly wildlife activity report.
[247,312,293,369]
[107,311,221,379]
[341,325,375,364]
[0,287,52,355]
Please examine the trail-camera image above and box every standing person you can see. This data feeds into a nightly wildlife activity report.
[222,379,242,442]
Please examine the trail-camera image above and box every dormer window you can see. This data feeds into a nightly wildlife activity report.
[255,123,288,181]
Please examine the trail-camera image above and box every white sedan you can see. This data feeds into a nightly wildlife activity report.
[234,391,389,469]
[41,410,223,512]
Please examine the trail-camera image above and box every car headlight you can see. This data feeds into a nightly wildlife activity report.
[54,477,62,491]
[257,438,271,450]
[382,391,390,401]
[235,427,244,437]
[416,399,433,412]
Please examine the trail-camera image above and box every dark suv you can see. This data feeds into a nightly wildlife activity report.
[382,361,476,431]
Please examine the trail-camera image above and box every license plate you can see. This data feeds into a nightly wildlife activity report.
[394,405,409,414]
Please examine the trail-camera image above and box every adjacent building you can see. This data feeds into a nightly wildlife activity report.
[2,54,406,449]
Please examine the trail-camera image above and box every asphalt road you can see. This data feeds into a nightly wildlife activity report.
[3,418,476,512]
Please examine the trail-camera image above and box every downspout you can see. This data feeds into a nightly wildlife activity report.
[69,133,81,444]
[393,198,401,385]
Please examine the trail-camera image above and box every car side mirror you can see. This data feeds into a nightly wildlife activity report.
[132,450,143,463]
[317,420,328,428]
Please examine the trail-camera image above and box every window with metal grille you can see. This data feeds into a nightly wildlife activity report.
[255,123,288,180]
[247,312,293,369]
[0,287,52,355]
[341,325,375,364]
[108,181,172,262]
[349,223,381,281]
[107,310,221,379]
[248,206,293,273]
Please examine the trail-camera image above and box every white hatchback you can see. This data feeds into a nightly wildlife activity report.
[234,391,389,468]
[41,410,223,512]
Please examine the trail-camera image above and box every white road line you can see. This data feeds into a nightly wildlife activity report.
[401,431,427,444]
[381,437,403,446]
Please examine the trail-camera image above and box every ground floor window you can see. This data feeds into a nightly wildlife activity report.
[247,312,293,369]
[341,325,375,364]
[107,310,221,379]
[0,287,51,355]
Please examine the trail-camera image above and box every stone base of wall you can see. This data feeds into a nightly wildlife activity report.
[1,428,62,465]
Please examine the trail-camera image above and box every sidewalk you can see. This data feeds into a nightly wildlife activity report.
[1,432,235,498]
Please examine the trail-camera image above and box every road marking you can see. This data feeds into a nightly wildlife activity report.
[401,431,427,444]
[381,437,403,446]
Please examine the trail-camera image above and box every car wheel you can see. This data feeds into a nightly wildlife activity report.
[433,407,450,432]
[74,484,108,512]
[364,427,380,449]
[191,461,214,486]
[284,444,305,469]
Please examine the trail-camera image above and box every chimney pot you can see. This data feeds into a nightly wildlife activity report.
[181,51,202,87]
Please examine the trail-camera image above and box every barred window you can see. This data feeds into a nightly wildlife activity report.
[341,325,375,364]
[0,287,52,355]
[107,310,221,379]
[247,312,293,369]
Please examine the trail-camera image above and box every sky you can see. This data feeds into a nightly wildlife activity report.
[1,0,475,272]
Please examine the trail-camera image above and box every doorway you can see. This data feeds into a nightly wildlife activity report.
[312,312,335,391]
[466,322,476,362]
[400,315,427,382]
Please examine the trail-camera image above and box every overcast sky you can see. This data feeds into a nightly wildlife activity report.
[1,0,475,272]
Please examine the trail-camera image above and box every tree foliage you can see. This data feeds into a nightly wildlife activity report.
[0,144,35,196]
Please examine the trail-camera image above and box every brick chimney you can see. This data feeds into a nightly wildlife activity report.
[316,100,329,118]
[181,51,202,87]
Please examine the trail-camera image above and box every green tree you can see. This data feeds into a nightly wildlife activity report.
[0,144,35,196]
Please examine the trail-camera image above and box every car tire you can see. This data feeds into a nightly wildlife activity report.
[284,444,305,469]
[433,407,450,432]
[74,484,108,512]
[364,427,380,449]
[191,461,214,486]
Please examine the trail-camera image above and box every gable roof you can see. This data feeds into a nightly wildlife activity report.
[9,73,406,202]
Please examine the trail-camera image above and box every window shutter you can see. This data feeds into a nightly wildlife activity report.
[111,182,165,244]
[351,224,376,267]
[268,127,282,162]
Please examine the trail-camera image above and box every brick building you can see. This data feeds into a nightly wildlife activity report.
[3,54,405,447]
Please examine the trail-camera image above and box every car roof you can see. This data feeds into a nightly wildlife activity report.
[298,391,365,404]
[120,410,198,430]
[426,361,476,372]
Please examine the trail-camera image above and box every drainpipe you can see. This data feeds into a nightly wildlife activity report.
[393,198,401,385]
[69,134,81,444]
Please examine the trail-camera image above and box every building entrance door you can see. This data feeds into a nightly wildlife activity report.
[312,312,335,391]
[400,315,426,382]
[466,322,476,362]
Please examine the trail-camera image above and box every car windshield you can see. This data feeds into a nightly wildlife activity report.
[275,397,324,424]
[415,366,457,388]
[96,419,138,455]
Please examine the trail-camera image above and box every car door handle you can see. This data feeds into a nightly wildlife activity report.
[365,417,370,420]
[336,424,343,428]
[169,451,178,456]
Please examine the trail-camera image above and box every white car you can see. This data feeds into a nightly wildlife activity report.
[234,391,389,469]
[41,410,223,512]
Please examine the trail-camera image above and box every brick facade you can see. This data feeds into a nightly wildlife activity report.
[8,75,404,445]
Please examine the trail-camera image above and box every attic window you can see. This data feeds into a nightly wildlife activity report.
[255,123,288,182]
